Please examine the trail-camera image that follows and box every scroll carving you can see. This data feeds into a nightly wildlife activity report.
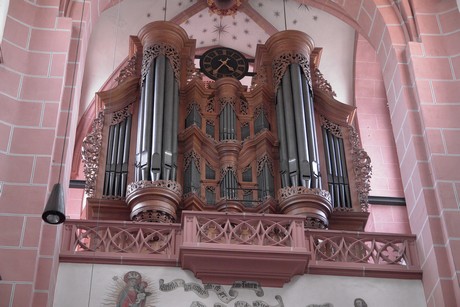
[141,43,181,84]
[82,111,104,198]
[272,53,312,91]
[320,115,343,138]
[305,217,327,229]
[313,67,336,97]
[111,104,133,125]
[240,98,248,115]
[278,187,331,202]
[127,180,183,197]
[206,97,215,113]
[257,154,274,176]
[132,210,175,223]
[251,65,267,88]
[116,54,138,84]
[348,126,372,212]
[219,96,236,108]
[186,101,201,116]
[184,150,201,171]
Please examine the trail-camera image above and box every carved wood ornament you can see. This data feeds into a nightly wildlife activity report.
[82,21,371,231]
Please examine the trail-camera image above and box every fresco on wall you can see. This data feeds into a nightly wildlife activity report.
[102,271,369,307]
[103,271,156,307]
[159,279,283,307]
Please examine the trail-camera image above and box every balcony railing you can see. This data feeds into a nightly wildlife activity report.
[61,211,421,284]
[60,220,181,266]
[305,229,421,279]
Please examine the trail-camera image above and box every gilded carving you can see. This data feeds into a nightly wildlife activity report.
[82,111,104,198]
[141,43,181,85]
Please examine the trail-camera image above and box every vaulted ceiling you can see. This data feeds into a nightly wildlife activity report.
[80,0,356,116]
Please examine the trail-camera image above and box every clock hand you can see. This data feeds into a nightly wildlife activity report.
[213,62,226,75]
[212,58,235,74]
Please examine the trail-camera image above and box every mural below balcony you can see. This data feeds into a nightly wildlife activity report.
[103,271,369,307]
[103,271,156,307]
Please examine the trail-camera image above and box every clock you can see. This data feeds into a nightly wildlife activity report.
[200,47,249,80]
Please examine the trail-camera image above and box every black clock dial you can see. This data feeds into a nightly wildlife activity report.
[200,47,248,80]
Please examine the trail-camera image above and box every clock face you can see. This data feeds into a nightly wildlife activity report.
[200,47,249,80]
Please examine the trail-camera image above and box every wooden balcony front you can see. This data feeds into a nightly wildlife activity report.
[60,211,422,287]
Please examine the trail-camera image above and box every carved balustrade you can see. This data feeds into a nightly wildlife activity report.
[181,211,306,249]
[60,213,422,282]
[60,220,181,266]
[305,229,422,279]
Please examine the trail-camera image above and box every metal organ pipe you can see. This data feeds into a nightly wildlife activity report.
[281,70,300,186]
[121,116,131,197]
[162,58,175,180]
[135,86,145,182]
[104,125,115,195]
[276,90,289,187]
[114,119,126,196]
[301,72,321,188]
[109,121,120,196]
[170,79,179,181]
[151,55,166,181]
[141,61,154,181]
[289,64,311,188]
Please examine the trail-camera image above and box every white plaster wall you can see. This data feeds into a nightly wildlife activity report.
[54,263,426,307]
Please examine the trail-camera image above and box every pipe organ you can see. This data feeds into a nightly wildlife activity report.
[82,21,371,230]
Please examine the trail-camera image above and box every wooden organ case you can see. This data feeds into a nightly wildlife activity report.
[82,21,372,231]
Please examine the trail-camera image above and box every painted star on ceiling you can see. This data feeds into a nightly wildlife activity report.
[213,20,229,40]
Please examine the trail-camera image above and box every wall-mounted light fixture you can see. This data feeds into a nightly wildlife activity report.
[42,0,86,225]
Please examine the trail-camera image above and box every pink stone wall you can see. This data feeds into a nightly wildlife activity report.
[354,34,404,198]
[0,0,459,306]
[0,0,92,305]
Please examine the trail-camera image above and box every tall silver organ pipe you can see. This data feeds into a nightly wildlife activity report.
[301,71,321,188]
[276,90,289,187]
[276,63,321,188]
[135,54,179,182]
[103,115,132,198]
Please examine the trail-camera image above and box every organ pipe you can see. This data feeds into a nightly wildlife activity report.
[290,64,311,187]
[162,57,175,180]
[171,79,179,181]
[280,70,300,186]
[121,116,131,197]
[135,53,180,183]
[276,90,289,187]
[151,55,166,180]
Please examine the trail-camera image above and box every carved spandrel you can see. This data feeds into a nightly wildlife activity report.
[141,43,181,85]
[272,53,312,91]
